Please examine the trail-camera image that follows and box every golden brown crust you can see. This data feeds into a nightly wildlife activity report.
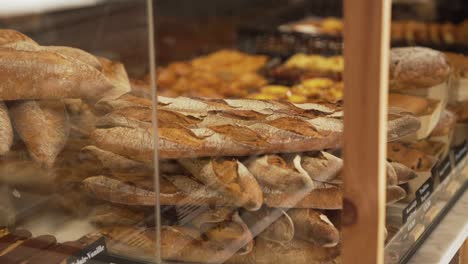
[0,48,113,101]
[389,47,451,90]
[226,237,339,264]
[0,102,13,155]
[9,100,70,168]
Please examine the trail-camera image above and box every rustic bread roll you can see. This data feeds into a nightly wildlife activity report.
[0,48,114,101]
[246,155,312,191]
[386,185,407,204]
[190,208,253,256]
[389,47,451,90]
[389,93,433,116]
[300,151,342,183]
[9,100,70,168]
[288,208,340,247]
[390,162,417,184]
[241,207,295,243]
[0,102,13,155]
[179,158,263,211]
[99,225,252,263]
[430,109,457,137]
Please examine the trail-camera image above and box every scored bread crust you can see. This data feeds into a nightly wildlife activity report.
[389,47,451,90]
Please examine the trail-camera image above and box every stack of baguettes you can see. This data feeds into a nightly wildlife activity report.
[0,29,132,194]
[0,29,423,263]
[80,91,422,264]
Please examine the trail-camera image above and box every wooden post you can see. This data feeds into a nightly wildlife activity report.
[460,240,468,264]
[342,0,391,264]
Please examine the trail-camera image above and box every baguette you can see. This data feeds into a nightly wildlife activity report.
[0,48,113,101]
[80,145,149,172]
[389,47,451,90]
[96,56,131,100]
[0,29,37,48]
[9,101,70,168]
[0,102,13,155]
[91,97,419,160]
[88,204,145,227]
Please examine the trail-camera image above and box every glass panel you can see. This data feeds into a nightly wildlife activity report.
[152,1,466,263]
[0,1,158,263]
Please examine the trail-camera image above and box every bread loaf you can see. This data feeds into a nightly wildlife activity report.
[288,208,340,247]
[226,237,339,264]
[179,158,263,211]
[0,48,113,101]
[389,47,451,90]
[9,101,70,168]
[0,102,13,155]
[241,207,295,243]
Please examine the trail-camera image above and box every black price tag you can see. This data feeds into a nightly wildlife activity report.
[438,156,452,183]
[67,237,107,264]
[402,199,419,224]
[453,141,467,165]
[417,177,434,204]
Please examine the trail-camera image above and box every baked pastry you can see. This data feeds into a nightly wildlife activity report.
[288,208,339,247]
[0,102,13,155]
[389,47,451,90]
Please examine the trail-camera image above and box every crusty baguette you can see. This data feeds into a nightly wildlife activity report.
[0,29,37,48]
[91,97,419,160]
[80,145,149,172]
[96,56,131,100]
[0,102,13,155]
[389,47,451,90]
[82,176,157,206]
[9,100,70,168]
[88,204,145,227]
[226,237,339,264]
[288,208,340,247]
[46,46,102,70]
[0,48,114,101]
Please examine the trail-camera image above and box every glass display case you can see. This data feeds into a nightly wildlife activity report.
[0,0,466,263]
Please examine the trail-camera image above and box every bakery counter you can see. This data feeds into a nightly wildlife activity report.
[407,184,468,264]
[385,142,468,264]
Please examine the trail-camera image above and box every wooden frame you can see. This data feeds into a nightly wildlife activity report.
[342,0,391,263]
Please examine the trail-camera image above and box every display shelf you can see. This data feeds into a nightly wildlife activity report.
[385,143,468,264]
[407,188,468,264]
